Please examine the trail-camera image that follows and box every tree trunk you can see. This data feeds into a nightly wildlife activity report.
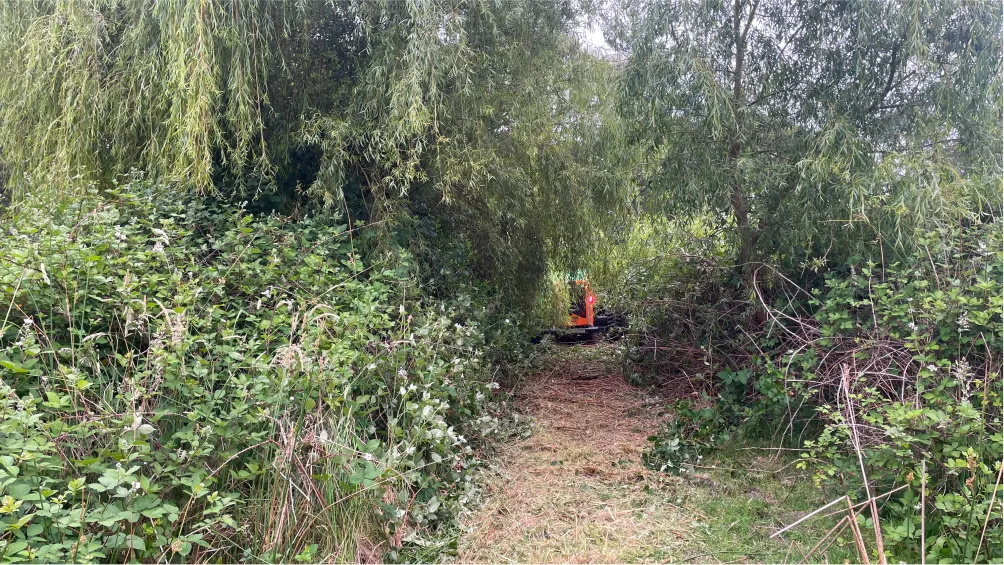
[730,0,758,271]
[731,0,766,326]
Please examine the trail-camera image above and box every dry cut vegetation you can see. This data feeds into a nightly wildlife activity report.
[455,345,856,564]
[457,346,682,562]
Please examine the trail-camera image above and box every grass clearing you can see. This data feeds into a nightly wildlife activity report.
[453,344,857,563]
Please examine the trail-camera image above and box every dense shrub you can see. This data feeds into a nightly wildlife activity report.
[642,398,727,475]
[590,216,739,388]
[796,223,1003,563]
[608,218,1002,563]
[0,185,501,562]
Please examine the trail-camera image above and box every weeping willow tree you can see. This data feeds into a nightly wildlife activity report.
[607,0,1002,269]
[0,0,291,194]
[389,31,638,306]
[0,0,488,197]
[0,0,636,312]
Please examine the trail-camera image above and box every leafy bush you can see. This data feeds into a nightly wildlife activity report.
[0,184,501,562]
[796,223,1003,563]
[642,398,728,475]
[591,215,741,391]
[607,215,1002,562]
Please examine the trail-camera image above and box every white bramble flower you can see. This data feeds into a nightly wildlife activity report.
[273,344,303,371]
[953,359,973,381]
[954,359,974,402]
[151,228,170,244]
[957,312,971,332]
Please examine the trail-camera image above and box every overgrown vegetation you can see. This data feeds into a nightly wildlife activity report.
[0,186,513,562]
[0,0,1000,563]
[627,226,1003,562]
[594,1,1001,562]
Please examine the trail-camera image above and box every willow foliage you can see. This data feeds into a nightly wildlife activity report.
[0,1,627,200]
[609,0,1002,266]
[0,0,635,313]
[0,0,290,194]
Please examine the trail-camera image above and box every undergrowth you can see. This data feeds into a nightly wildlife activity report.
[609,217,1003,563]
[0,183,511,562]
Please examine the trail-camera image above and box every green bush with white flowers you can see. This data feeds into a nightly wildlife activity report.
[0,184,505,562]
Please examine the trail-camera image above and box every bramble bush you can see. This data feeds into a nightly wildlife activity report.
[614,219,1002,563]
[0,183,503,562]
[797,222,1003,564]
[643,398,727,475]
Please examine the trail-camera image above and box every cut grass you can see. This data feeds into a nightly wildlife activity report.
[675,448,858,563]
[454,346,687,563]
[453,344,857,563]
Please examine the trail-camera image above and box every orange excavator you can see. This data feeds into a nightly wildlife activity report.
[536,277,619,343]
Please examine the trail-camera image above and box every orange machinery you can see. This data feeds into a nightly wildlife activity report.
[566,279,596,329]
[533,277,611,344]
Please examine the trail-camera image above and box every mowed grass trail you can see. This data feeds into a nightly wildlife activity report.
[453,345,856,564]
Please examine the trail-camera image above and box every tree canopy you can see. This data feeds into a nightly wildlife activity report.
[608,0,1002,268]
[0,0,636,309]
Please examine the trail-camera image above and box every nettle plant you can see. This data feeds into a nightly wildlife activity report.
[799,222,1003,564]
[0,185,500,563]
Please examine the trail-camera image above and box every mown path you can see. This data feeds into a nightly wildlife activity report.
[456,347,697,563]
[453,345,855,564]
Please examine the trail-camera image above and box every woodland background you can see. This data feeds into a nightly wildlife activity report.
[0,1,1000,562]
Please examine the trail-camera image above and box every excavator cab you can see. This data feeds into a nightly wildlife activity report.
[566,279,596,328]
